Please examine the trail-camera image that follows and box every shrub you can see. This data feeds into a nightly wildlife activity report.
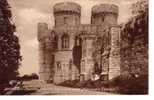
[21,73,39,81]
[30,73,39,80]
[108,74,148,94]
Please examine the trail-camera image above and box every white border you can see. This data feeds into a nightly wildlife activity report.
[1,0,153,99]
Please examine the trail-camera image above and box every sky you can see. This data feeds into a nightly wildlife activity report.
[8,0,139,76]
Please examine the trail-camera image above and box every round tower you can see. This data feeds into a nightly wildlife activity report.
[53,2,81,26]
[91,4,119,25]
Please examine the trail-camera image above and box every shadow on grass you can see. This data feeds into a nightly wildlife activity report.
[57,74,148,95]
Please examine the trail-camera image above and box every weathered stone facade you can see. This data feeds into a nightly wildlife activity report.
[37,2,121,84]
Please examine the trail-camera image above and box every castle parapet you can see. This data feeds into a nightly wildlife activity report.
[53,2,81,26]
[54,2,81,14]
[92,4,118,15]
[91,4,119,25]
[53,24,108,35]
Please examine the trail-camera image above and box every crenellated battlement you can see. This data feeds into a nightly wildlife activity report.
[38,2,119,41]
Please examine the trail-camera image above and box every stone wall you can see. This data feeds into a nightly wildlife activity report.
[54,12,80,26]
[38,2,123,83]
[80,34,96,80]
[121,33,148,75]
[54,50,79,84]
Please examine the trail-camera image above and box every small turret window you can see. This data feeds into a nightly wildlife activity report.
[61,34,69,49]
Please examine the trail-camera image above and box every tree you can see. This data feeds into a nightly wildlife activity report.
[131,0,148,16]
[127,0,148,41]
[0,0,21,84]
[121,0,148,75]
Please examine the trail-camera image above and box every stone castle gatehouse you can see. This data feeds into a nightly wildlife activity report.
[37,2,121,84]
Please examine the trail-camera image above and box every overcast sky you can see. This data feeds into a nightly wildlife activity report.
[8,0,139,76]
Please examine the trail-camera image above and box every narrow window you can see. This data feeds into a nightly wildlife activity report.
[81,60,85,72]
[75,36,82,46]
[57,61,61,70]
[61,34,69,49]
[69,59,73,70]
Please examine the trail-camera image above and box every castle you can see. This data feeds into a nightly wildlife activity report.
[37,2,121,84]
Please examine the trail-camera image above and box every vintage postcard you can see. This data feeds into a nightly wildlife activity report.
[0,0,148,95]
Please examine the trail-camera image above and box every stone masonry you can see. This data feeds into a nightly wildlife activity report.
[37,2,121,84]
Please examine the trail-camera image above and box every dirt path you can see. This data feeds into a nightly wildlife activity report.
[32,84,114,95]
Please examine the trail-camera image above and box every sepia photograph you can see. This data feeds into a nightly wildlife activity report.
[0,0,148,95]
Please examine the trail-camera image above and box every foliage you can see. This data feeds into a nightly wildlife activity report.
[58,73,148,94]
[122,0,148,44]
[120,0,148,83]
[131,0,148,16]
[30,73,39,79]
[0,0,21,84]
[22,73,39,81]
[119,1,148,94]
[58,79,80,88]
[108,74,148,94]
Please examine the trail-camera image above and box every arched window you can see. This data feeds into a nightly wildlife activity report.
[75,36,82,46]
[61,34,69,49]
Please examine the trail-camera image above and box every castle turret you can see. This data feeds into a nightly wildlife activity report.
[37,2,122,84]
[37,23,48,41]
[52,2,81,84]
[91,4,119,26]
[38,23,55,82]
[53,2,81,26]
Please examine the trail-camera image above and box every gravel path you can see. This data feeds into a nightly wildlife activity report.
[32,84,114,95]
